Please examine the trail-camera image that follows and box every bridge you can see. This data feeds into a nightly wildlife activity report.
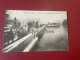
[3,26,45,52]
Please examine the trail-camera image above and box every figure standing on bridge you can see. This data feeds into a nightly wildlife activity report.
[17,27,27,39]
[31,28,36,38]
[7,28,14,44]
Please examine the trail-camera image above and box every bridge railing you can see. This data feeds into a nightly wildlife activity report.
[3,33,34,52]
[3,26,46,52]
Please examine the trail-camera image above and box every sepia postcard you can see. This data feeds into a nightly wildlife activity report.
[3,10,69,53]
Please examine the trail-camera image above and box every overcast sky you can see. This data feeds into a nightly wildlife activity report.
[6,10,67,24]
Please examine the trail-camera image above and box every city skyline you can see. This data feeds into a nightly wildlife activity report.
[6,10,67,24]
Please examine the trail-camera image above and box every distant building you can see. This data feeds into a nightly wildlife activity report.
[47,22,60,27]
[5,14,21,29]
[13,18,21,29]
[21,21,28,31]
[27,20,39,32]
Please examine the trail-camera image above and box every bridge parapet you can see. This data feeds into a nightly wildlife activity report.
[3,33,34,52]
[3,26,46,52]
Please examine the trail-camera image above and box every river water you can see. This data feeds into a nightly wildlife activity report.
[32,25,69,51]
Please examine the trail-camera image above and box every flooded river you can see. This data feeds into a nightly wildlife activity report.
[32,25,69,51]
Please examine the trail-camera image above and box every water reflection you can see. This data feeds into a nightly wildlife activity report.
[32,25,69,51]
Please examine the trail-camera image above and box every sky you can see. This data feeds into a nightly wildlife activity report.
[6,10,67,24]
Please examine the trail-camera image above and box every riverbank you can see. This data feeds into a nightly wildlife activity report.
[32,25,69,51]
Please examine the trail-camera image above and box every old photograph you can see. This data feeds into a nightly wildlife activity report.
[3,10,69,52]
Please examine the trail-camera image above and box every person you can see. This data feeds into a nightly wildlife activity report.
[7,28,14,44]
[31,27,36,38]
[31,28,34,34]
[17,27,27,39]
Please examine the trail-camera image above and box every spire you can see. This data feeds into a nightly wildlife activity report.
[14,17,17,20]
